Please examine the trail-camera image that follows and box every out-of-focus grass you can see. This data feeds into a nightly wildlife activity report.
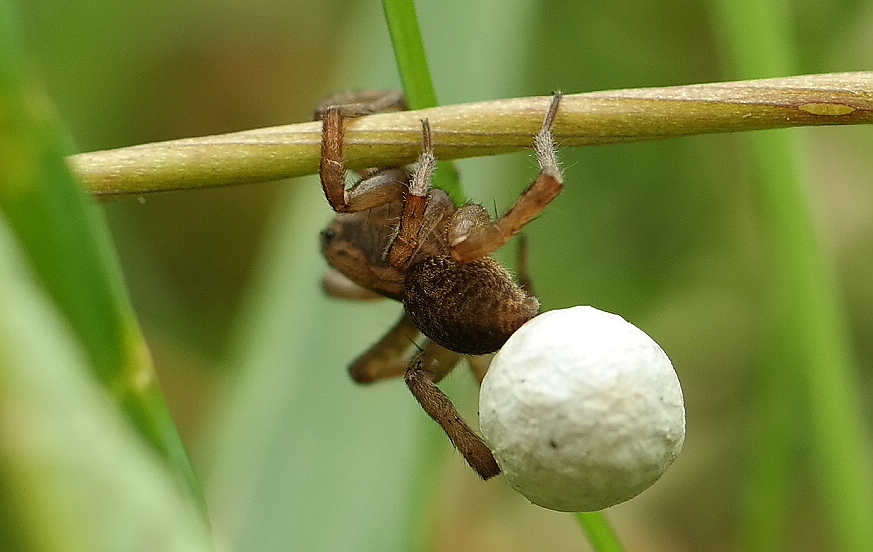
[711,0,873,550]
[1,0,204,504]
[5,0,872,550]
[1,0,210,548]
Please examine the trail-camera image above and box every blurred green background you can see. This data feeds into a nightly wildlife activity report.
[13,0,873,550]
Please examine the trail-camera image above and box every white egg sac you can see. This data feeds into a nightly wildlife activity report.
[479,306,685,512]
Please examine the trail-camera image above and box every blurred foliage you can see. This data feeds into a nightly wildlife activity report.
[0,215,211,552]
[8,0,873,550]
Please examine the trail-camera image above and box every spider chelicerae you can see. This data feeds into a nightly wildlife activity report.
[315,91,563,479]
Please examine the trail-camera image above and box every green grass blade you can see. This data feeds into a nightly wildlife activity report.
[737,350,796,551]
[381,0,463,202]
[0,212,213,552]
[576,512,625,552]
[0,1,202,505]
[710,0,873,550]
[380,0,437,110]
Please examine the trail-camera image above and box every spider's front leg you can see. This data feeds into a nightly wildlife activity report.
[315,90,409,213]
[450,92,564,262]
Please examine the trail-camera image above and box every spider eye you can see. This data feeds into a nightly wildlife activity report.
[320,228,337,243]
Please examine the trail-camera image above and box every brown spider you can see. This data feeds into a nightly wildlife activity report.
[315,91,563,479]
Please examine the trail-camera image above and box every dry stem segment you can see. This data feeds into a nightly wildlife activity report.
[69,72,873,198]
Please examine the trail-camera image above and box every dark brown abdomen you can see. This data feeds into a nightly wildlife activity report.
[403,256,539,355]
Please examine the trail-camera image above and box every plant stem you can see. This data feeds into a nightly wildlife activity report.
[576,512,625,552]
[380,0,463,203]
[379,0,437,110]
[67,73,873,198]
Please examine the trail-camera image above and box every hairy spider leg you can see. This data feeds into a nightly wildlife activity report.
[405,347,500,480]
[321,268,383,301]
[313,89,407,121]
[467,353,495,383]
[349,309,470,386]
[318,108,351,211]
[386,119,437,269]
[348,309,494,476]
[316,90,409,213]
[450,92,564,262]
[348,313,421,383]
[516,234,534,294]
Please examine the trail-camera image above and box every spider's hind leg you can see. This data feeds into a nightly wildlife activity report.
[516,234,534,295]
[405,342,500,480]
[321,269,382,301]
[313,90,406,121]
[349,312,420,383]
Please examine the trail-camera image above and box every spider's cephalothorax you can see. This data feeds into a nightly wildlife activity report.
[316,91,564,479]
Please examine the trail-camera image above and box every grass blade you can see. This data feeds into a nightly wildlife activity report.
[380,0,438,110]
[0,0,202,504]
[576,512,625,552]
[381,0,463,202]
[710,0,873,550]
[0,212,213,552]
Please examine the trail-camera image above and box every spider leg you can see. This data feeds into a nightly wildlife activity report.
[321,269,382,301]
[467,353,496,383]
[516,234,534,294]
[349,312,420,383]
[405,345,500,480]
[386,119,437,269]
[316,91,409,213]
[313,90,406,121]
[350,310,466,384]
[417,339,464,383]
[450,92,564,262]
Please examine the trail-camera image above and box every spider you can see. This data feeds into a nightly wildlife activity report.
[315,91,563,479]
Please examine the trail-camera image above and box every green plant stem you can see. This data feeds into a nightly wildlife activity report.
[711,0,873,550]
[576,512,625,552]
[738,340,796,551]
[380,0,437,110]
[67,73,873,198]
[381,0,463,203]
[379,1,461,548]
[750,128,873,552]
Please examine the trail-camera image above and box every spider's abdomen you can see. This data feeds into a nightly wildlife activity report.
[403,256,539,355]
